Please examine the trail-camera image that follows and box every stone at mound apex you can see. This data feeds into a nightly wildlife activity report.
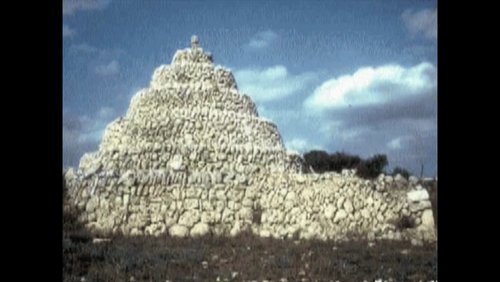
[77,37,305,176]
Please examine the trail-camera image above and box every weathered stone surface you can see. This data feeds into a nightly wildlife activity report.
[343,199,354,214]
[334,210,347,223]
[169,224,189,237]
[421,209,435,228]
[409,200,432,212]
[190,222,210,237]
[407,190,429,202]
[324,205,336,219]
[178,210,200,228]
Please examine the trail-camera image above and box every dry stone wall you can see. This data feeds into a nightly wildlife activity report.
[64,36,436,243]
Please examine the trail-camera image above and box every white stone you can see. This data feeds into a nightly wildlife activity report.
[343,200,354,214]
[85,197,99,213]
[421,209,435,228]
[169,225,189,237]
[334,210,347,223]
[336,196,345,209]
[178,210,200,228]
[296,174,306,184]
[324,205,336,219]
[230,222,242,236]
[361,209,370,219]
[169,154,185,171]
[190,222,210,237]
[260,229,271,237]
[407,189,429,202]
[409,200,432,212]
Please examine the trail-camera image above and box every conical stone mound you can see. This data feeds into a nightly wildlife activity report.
[78,36,304,181]
[64,37,436,243]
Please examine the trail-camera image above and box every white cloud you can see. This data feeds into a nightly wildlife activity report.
[234,65,315,102]
[387,137,402,150]
[285,138,323,153]
[285,138,308,152]
[402,8,437,40]
[387,135,415,150]
[95,60,119,76]
[63,0,112,15]
[304,62,436,112]
[247,30,278,49]
[63,24,75,37]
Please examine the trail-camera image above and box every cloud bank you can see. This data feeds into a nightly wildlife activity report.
[305,62,436,112]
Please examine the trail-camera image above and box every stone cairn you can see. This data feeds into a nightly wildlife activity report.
[64,36,436,243]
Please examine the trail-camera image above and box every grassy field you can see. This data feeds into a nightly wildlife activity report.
[63,230,436,281]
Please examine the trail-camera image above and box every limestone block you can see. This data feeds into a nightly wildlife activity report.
[169,224,189,237]
[301,189,315,201]
[323,205,335,219]
[86,197,99,213]
[221,209,234,223]
[421,209,435,228]
[343,199,354,214]
[285,191,296,202]
[190,222,210,237]
[409,200,432,212]
[237,207,253,221]
[242,198,254,207]
[336,196,345,209]
[376,213,384,223]
[334,210,347,223]
[178,210,200,228]
[361,209,370,219]
[229,222,243,237]
[407,189,429,202]
[169,154,185,171]
[184,198,199,210]
[260,229,271,238]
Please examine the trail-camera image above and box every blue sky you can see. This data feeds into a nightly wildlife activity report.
[63,0,437,176]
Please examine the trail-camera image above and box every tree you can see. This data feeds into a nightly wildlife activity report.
[303,150,330,173]
[355,154,388,179]
[328,152,361,172]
